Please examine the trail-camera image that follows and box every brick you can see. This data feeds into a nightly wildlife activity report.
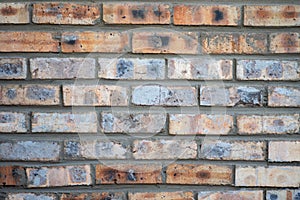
[166,164,232,185]
[202,33,268,54]
[99,58,165,80]
[0,3,29,24]
[269,141,300,162]
[168,58,233,80]
[237,114,299,134]
[200,86,263,107]
[169,114,233,135]
[200,140,265,160]
[132,139,197,159]
[0,141,60,161]
[237,60,300,80]
[26,165,91,187]
[0,58,27,79]
[129,192,194,200]
[6,193,56,200]
[266,190,300,200]
[198,191,263,200]
[235,166,300,187]
[32,112,97,133]
[132,85,197,106]
[60,192,126,200]
[268,86,300,107]
[95,164,162,184]
[101,112,166,133]
[103,3,170,24]
[270,33,300,53]
[132,32,198,54]
[0,166,25,186]
[174,5,240,26]
[63,85,128,106]
[0,112,27,133]
[244,5,300,26]
[61,31,129,53]
[0,32,59,52]
[33,3,100,25]
[30,58,96,79]
[0,84,60,105]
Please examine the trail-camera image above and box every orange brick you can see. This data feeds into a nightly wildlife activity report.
[0,166,25,186]
[269,141,300,162]
[0,112,27,133]
[129,192,194,200]
[0,3,29,24]
[198,191,263,200]
[103,3,170,24]
[270,32,300,53]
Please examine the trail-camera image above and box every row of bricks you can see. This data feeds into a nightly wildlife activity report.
[1,3,299,27]
[0,31,299,54]
[1,112,299,134]
[1,57,300,81]
[3,190,300,200]
[0,84,299,107]
[1,164,300,187]
[0,139,299,162]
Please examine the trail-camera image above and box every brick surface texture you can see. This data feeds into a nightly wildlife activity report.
[0,0,299,199]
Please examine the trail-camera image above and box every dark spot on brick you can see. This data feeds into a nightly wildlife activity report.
[29,168,47,186]
[116,59,133,78]
[273,119,284,126]
[267,63,283,78]
[26,86,55,101]
[294,192,300,200]
[65,141,80,158]
[84,91,98,104]
[69,167,86,183]
[256,8,270,18]
[150,36,169,48]
[127,169,136,181]
[244,61,261,79]
[132,9,145,19]
[63,35,77,45]
[0,114,14,123]
[196,170,211,179]
[237,88,262,106]
[0,6,17,16]
[103,169,117,182]
[282,6,296,19]
[0,62,23,76]
[154,10,162,17]
[203,143,231,158]
[6,89,16,99]
[12,167,25,185]
[269,193,278,200]
[214,10,224,21]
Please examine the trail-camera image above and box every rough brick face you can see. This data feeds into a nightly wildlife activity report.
[129,192,194,200]
[61,192,126,200]
[6,193,56,200]
[0,58,27,79]
[268,86,300,107]
[266,190,300,200]
[268,141,300,162]
[270,32,300,53]
[103,3,170,24]
[198,191,263,200]
[0,166,25,186]
[0,112,27,133]
[0,3,29,24]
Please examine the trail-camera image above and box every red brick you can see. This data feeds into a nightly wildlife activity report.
[0,112,27,133]
[0,58,27,79]
[269,141,300,162]
[103,3,170,24]
[0,3,29,24]
[60,192,126,200]
[198,191,263,200]
[129,192,194,200]
[268,86,300,107]
[0,166,25,186]
[270,33,300,53]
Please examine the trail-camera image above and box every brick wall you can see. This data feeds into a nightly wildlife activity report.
[0,1,299,200]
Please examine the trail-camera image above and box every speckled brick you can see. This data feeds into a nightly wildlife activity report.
[6,193,56,200]
[32,112,97,133]
[166,164,232,185]
[168,58,233,80]
[129,192,194,200]
[101,112,166,133]
[0,112,27,133]
[174,5,240,26]
[30,58,96,79]
[0,85,60,105]
[269,141,300,162]
[237,60,300,80]
[63,85,128,106]
[266,190,300,200]
[0,3,29,24]
[132,139,197,159]
[98,58,165,80]
[235,166,300,187]
[0,166,26,186]
[132,85,197,106]
[270,32,300,53]
[103,3,170,24]
[268,86,300,107]
[198,191,263,200]
[60,192,126,200]
[0,58,27,79]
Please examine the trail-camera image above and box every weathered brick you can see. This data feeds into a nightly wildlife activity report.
[174,5,240,26]
[0,141,60,161]
[270,33,300,53]
[237,114,299,134]
[235,166,300,187]
[266,190,300,200]
[95,164,162,184]
[0,166,25,186]
[27,165,91,187]
[132,32,198,54]
[101,112,166,133]
[132,139,197,159]
[202,33,268,54]
[6,193,56,200]
[30,58,96,79]
[269,141,300,162]
[198,191,263,200]
[0,32,59,52]
[268,86,300,107]
[132,85,197,106]
[32,112,97,133]
[166,164,232,185]
[0,3,29,24]
[63,85,128,106]
[0,58,27,79]
[60,192,126,200]
[0,112,27,133]
[129,192,194,200]
[169,114,233,135]
[61,31,129,53]
[244,5,300,26]
[0,84,60,105]
[200,140,265,160]
[99,58,165,80]
[103,3,170,24]
[33,3,100,25]
[200,86,263,107]
[168,58,233,80]
[237,60,300,80]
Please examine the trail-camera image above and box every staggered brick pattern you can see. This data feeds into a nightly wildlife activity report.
[0,1,299,200]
